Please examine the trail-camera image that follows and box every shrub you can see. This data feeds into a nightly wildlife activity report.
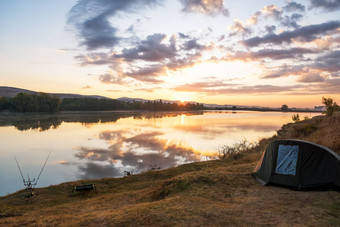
[322,97,340,116]
[292,114,300,123]
[217,139,258,160]
[304,115,311,120]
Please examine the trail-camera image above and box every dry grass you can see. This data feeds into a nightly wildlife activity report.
[278,111,340,154]
[1,113,339,226]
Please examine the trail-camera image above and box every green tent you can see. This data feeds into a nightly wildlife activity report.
[253,140,340,189]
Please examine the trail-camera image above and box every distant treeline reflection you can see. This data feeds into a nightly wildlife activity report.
[0,92,204,113]
[0,111,203,131]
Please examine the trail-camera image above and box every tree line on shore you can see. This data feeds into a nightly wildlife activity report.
[0,92,204,113]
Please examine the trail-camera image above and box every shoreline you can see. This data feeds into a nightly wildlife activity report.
[1,112,339,226]
[1,112,330,197]
[0,108,322,116]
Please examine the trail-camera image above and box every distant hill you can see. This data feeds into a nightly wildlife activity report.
[0,86,37,98]
[0,86,320,112]
[117,97,151,103]
[117,97,262,109]
[0,87,227,108]
[117,97,207,105]
[0,86,109,99]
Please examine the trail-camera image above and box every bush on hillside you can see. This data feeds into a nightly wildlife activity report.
[217,139,258,160]
[322,97,340,116]
[292,114,300,123]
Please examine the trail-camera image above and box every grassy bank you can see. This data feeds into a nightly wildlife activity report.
[1,113,339,226]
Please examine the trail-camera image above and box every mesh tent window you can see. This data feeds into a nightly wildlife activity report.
[275,145,299,175]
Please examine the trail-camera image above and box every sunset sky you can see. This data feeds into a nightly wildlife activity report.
[0,0,339,107]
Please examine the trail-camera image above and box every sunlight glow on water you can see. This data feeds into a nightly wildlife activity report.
[0,111,319,196]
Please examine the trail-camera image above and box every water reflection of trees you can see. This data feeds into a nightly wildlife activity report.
[70,129,205,179]
[0,116,62,131]
[0,111,203,131]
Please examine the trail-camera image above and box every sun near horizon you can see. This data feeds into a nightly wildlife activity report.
[0,0,339,108]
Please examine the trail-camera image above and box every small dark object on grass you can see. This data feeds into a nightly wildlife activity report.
[149,164,161,171]
[124,171,133,176]
[72,184,96,193]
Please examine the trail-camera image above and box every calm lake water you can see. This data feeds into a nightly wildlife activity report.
[0,111,319,196]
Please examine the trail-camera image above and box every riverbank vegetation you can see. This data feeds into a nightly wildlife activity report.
[0,93,61,113]
[1,112,339,226]
[0,92,204,113]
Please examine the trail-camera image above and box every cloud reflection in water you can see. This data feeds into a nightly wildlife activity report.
[74,130,203,178]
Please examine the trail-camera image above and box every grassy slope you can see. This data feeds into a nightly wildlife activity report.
[1,113,339,226]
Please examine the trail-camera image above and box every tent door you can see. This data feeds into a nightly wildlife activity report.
[275,144,299,176]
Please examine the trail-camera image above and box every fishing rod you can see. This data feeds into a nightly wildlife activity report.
[14,151,52,196]
[33,151,51,189]
[14,156,26,185]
